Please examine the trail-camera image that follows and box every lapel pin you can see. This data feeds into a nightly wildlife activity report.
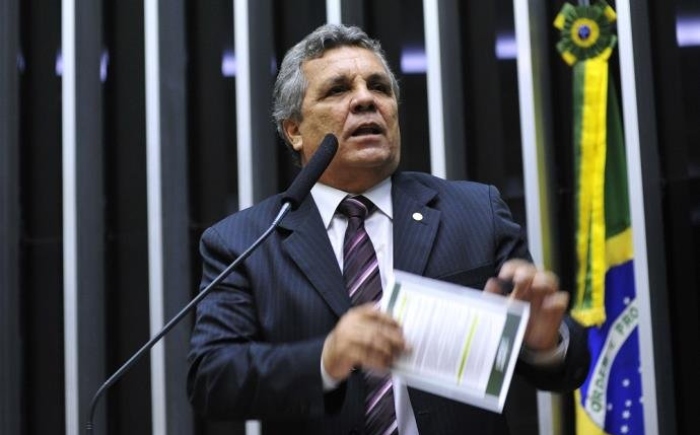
[412,212,423,222]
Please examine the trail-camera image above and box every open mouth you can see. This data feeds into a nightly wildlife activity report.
[350,123,384,137]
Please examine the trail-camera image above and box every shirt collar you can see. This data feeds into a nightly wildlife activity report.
[311,177,393,229]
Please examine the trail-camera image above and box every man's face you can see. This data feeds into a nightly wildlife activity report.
[283,46,401,193]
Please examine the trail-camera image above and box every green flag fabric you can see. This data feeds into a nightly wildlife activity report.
[555,2,644,433]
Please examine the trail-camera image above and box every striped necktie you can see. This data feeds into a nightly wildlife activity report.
[337,196,398,435]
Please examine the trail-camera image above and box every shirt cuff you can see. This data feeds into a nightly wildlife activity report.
[519,322,570,366]
[321,360,341,391]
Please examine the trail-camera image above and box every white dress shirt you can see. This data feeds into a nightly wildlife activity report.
[311,178,420,435]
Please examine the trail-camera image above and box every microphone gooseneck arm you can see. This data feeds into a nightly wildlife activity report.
[85,202,292,433]
[85,133,338,434]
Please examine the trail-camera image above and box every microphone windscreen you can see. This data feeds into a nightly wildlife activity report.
[282,133,338,209]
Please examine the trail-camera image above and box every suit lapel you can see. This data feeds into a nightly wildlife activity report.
[275,174,440,316]
[279,197,350,317]
[392,174,440,275]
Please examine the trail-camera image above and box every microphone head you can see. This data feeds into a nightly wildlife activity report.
[282,133,339,209]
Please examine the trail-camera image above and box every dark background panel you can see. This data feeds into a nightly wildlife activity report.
[19,0,65,433]
[187,0,238,230]
[103,0,152,432]
[648,0,700,432]
[0,0,22,431]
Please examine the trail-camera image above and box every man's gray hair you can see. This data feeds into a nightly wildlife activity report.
[272,23,400,160]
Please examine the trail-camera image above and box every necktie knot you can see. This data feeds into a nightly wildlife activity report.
[337,196,376,220]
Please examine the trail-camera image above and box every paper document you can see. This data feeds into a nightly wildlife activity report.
[381,270,530,413]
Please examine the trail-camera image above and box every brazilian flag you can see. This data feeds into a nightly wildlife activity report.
[555,2,644,434]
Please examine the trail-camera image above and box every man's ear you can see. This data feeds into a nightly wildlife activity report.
[282,119,302,151]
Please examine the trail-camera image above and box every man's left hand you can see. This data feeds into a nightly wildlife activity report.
[484,259,569,351]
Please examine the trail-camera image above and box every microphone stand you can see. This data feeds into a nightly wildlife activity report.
[85,202,293,434]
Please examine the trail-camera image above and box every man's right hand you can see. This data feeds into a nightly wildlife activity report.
[321,304,407,381]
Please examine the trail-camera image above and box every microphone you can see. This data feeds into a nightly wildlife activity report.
[281,133,338,209]
[85,133,338,433]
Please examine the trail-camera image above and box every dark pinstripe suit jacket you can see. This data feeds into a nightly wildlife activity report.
[187,171,589,435]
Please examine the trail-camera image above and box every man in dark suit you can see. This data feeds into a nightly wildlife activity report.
[187,23,590,434]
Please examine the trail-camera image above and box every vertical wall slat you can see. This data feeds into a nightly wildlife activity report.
[63,0,107,432]
[512,0,561,433]
[144,2,166,433]
[235,0,276,210]
[329,0,367,28]
[0,0,22,432]
[247,0,277,203]
[435,0,466,181]
[616,1,673,434]
[234,0,254,210]
[145,0,194,433]
[160,0,195,432]
[326,0,341,24]
[422,0,467,180]
[235,4,275,434]
[422,0,447,179]
[62,1,79,431]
